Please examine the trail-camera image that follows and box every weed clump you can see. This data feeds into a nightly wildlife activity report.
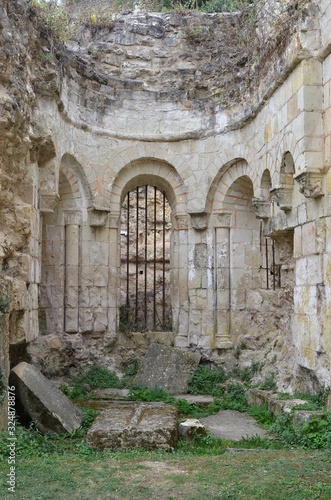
[188,365,227,396]
[270,411,331,449]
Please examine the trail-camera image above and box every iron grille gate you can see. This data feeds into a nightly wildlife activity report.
[120,185,171,332]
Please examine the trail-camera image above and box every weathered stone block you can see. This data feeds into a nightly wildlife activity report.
[246,389,276,407]
[268,398,307,415]
[10,362,83,434]
[179,419,206,440]
[293,410,324,424]
[134,343,200,394]
[86,402,178,450]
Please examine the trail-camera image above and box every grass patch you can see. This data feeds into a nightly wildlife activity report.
[0,443,330,499]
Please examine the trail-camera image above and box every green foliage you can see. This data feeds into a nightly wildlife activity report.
[72,364,125,390]
[177,432,225,455]
[247,403,274,426]
[0,277,11,314]
[200,0,251,13]
[0,370,5,404]
[31,0,78,44]
[128,387,174,403]
[60,384,92,399]
[219,383,248,411]
[269,411,331,449]
[229,435,279,449]
[128,387,224,418]
[122,360,140,378]
[0,408,99,460]
[231,361,262,383]
[259,373,277,391]
[188,365,227,396]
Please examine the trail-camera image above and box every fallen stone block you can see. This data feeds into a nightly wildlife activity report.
[134,343,200,394]
[179,419,206,440]
[10,362,83,434]
[86,401,178,450]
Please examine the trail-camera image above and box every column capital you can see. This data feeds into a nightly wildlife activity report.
[212,212,232,228]
[63,211,82,226]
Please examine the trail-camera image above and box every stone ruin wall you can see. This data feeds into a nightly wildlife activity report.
[1,0,331,426]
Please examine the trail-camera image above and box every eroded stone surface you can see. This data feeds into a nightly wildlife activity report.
[10,362,83,434]
[134,344,200,394]
[86,401,178,450]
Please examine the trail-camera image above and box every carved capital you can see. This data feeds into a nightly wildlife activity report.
[212,212,232,228]
[189,212,209,231]
[252,198,271,220]
[88,208,109,227]
[175,214,189,230]
[39,191,59,213]
[294,171,324,198]
[63,211,82,226]
[270,186,292,211]
[109,213,120,229]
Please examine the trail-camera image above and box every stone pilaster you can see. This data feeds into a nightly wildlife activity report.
[213,213,232,348]
[173,214,189,347]
[64,212,81,333]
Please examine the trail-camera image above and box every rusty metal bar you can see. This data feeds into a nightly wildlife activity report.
[135,187,139,322]
[265,238,269,290]
[162,190,166,325]
[126,192,130,307]
[144,185,148,328]
[153,186,157,329]
[272,238,276,291]
[278,263,281,288]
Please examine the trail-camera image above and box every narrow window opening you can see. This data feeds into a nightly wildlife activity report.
[120,185,172,332]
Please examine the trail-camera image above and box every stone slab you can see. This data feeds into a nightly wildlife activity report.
[86,401,178,450]
[134,343,200,394]
[173,394,214,404]
[91,388,129,400]
[10,362,83,434]
[200,410,269,441]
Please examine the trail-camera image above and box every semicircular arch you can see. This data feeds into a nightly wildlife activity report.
[109,157,187,216]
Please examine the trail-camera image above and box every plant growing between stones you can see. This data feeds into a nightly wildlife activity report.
[0,276,11,314]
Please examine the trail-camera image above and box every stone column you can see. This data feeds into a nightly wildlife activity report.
[213,213,232,347]
[64,212,81,333]
[107,213,120,342]
[173,214,189,347]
